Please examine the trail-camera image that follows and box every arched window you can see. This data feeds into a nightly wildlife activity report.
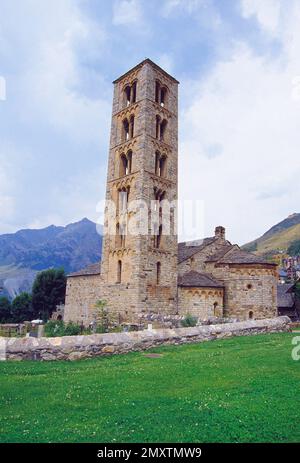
[123,118,129,141]
[156,225,163,249]
[120,151,132,177]
[159,155,166,177]
[249,311,254,320]
[155,151,160,175]
[124,86,131,107]
[156,115,161,139]
[156,262,161,285]
[116,223,121,247]
[124,82,137,108]
[160,119,167,141]
[155,81,160,103]
[155,81,168,107]
[129,115,134,138]
[213,302,218,316]
[117,260,122,283]
[126,150,132,174]
[131,81,137,103]
[118,187,130,212]
[160,87,167,107]
[116,223,126,248]
[154,151,167,177]
[120,154,127,177]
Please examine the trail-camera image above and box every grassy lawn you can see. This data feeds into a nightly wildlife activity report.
[0,332,299,443]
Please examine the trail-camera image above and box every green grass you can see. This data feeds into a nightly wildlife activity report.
[0,333,299,443]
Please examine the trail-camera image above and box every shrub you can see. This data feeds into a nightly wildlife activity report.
[44,320,81,337]
[181,313,198,328]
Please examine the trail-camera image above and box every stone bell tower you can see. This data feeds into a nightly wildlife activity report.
[100,59,179,320]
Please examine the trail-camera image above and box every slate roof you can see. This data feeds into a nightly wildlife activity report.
[178,271,224,288]
[68,262,101,277]
[277,283,295,308]
[178,237,216,263]
[215,249,276,265]
[205,245,237,262]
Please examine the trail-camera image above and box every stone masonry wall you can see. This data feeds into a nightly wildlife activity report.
[64,274,102,325]
[207,264,278,320]
[178,287,224,319]
[2,317,290,361]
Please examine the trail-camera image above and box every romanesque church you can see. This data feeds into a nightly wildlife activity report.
[64,59,278,325]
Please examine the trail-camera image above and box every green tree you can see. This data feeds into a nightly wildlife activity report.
[32,268,66,321]
[11,292,33,322]
[0,297,12,323]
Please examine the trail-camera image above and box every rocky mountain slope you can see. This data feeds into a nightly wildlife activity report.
[242,213,300,258]
[0,218,102,298]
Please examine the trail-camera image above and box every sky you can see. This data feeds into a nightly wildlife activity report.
[0,0,300,244]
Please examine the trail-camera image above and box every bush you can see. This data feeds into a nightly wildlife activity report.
[181,313,198,328]
[44,320,81,337]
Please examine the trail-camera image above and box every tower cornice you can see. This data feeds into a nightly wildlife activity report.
[113,58,180,85]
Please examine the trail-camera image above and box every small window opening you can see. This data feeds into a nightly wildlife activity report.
[156,262,161,285]
[117,260,122,283]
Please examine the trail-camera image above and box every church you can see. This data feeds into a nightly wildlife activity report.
[64,59,278,326]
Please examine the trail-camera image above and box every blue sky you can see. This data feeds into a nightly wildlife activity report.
[0,0,300,244]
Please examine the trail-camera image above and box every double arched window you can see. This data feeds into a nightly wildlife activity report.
[124,81,137,107]
[155,151,167,177]
[122,116,134,142]
[155,81,167,107]
[118,187,130,212]
[155,116,167,142]
[116,223,126,248]
[120,150,132,177]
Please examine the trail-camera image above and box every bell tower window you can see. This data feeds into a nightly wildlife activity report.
[160,119,167,141]
[119,150,132,177]
[155,81,168,108]
[131,81,137,103]
[123,118,129,141]
[124,86,131,107]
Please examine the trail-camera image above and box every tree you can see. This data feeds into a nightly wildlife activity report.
[11,292,33,322]
[0,297,12,323]
[32,268,66,321]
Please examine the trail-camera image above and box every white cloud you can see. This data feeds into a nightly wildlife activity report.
[162,0,206,16]
[112,0,143,26]
[179,1,300,244]
[241,0,281,35]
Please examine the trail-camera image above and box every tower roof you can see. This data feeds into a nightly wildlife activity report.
[113,58,179,84]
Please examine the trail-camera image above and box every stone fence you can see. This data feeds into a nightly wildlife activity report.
[0,316,291,361]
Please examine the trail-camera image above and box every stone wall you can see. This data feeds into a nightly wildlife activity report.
[64,274,102,325]
[207,264,278,320]
[1,316,290,361]
[178,286,224,319]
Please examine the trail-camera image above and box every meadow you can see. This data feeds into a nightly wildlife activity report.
[0,332,299,443]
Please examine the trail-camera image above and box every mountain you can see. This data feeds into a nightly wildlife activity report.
[0,218,102,299]
[242,213,300,258]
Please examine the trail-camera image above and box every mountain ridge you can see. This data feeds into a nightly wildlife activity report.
[0,218,102,299]
[242,213,300,258]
